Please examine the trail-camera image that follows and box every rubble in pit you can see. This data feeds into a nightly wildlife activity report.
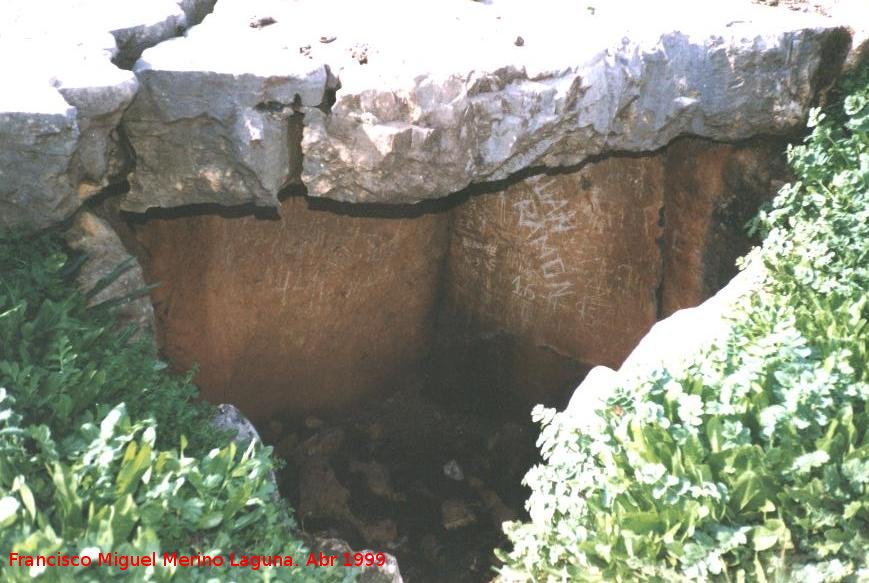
[263,377,539,583]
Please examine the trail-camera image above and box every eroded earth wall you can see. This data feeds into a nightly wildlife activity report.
[133,198,452,419]
[132,139,783,421]
[434,157,663,408]
[2,0,863,421]
[660,138,789,316]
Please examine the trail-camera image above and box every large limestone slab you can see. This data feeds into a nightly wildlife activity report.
[122,38,327,211]
[0,0,216,231]
[123,0,850,212]
[759,0,868,71]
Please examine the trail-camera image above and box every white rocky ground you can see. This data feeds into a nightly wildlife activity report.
[123,0,854,210]
[0,0,216,229]
[1,0,865,226]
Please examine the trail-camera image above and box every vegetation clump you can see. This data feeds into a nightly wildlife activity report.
[499,67,869,581]
[0,233,356,581]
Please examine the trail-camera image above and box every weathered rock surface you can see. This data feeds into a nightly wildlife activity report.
[211,403,280,494]
[1,0,861,230]
[440,157,664,373]
[63,211,156,337]
[441,499,477,531]
[0,0,216,230]
[310,538,403,583]
[212,403,262,447]
[831,2,868,70]
[132,196,451,421]
[758,0,868,71]
[660,137,789,317]
[122,0,850,212]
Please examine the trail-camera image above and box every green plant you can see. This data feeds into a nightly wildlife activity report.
[499,66,868,582]
[0,233,219,452]
[0,231,356,581]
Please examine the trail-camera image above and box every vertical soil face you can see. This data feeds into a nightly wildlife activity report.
[660,137,790,317]
[130,138,786,422]
[132,196,452,423]
[435,156,664,408]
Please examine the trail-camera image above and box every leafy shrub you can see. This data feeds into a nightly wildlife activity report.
[499,66,868,582]
[0,232,356,582]
[0,234,219,452]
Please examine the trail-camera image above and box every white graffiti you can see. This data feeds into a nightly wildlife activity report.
[511,180,577,312]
